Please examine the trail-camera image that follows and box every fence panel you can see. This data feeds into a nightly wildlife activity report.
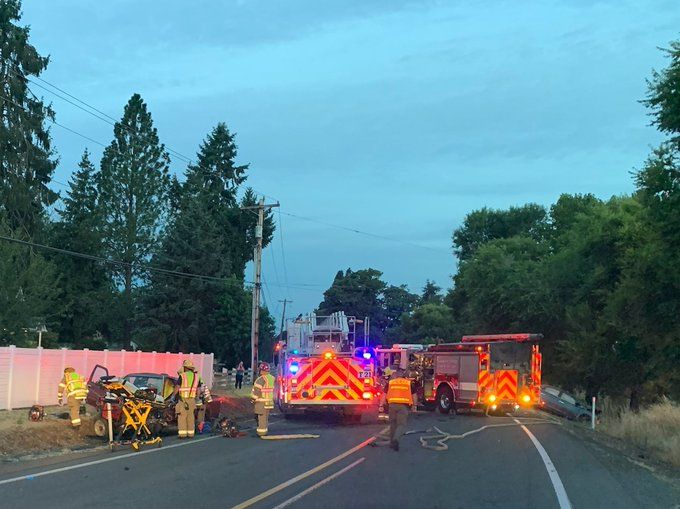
[0,346,214,410]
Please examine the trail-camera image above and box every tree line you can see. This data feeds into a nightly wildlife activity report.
[0,1,275,365]
[318,42,680,407]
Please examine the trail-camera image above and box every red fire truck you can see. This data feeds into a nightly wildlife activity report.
[414,333,542,414]
[275,312,380,420]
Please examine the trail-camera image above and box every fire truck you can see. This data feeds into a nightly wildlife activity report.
[411,333,542,414]
[275,312,381,420]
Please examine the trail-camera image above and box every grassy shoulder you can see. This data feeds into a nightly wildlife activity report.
[600,399,680,468]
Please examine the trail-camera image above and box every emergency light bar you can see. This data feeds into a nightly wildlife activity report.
[461,333,543,343]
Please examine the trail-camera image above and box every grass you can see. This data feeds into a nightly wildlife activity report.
[601,398,680,468]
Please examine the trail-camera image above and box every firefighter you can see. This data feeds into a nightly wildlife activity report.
[385,369,413,451]
[57,367,88,428]
[251,362,275,437]
[195,382,213,429]
[176,359,211,439]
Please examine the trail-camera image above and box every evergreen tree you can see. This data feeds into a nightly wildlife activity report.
[137,123,274,358]
[51,150,112,346]
[0,0,58,238]
[98,94,170,345]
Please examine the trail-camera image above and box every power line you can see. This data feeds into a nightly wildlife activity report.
[277,208,291,294]
[12,70,195,164]
[280,210,450,254]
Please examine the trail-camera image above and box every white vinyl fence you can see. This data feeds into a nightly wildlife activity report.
[0,346,214,410]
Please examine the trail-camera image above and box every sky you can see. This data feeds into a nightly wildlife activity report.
[20,0,680,319]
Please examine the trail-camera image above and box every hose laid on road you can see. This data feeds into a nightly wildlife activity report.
[419,419,556,451]
[260,434,320,440]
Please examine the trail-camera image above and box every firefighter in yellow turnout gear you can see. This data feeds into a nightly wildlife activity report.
[176,359,211,438]
[58,367,88,428]
[251,362,275,437]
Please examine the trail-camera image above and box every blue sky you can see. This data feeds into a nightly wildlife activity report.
[22,0,680,318]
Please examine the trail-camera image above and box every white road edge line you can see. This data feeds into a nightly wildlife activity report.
[230,426,388,509]
[0,435,220,486]
[0,418,280,486]
[512,417,573,509]
[271,457,366,509]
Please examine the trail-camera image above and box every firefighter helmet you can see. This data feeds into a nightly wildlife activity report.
[64,366,75,374]
[182,359,195,370]
[259,362,270,372]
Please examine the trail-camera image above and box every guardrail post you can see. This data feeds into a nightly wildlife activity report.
[591,396,596,430]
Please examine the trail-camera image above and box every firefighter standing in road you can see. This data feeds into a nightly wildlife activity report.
[58,367,88,428]
[251,362,275,437]
[385,369,413,451]
[176,359,211,438]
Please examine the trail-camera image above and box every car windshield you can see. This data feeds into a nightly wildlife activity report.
[126,375,162,393]
[561,393,577,405]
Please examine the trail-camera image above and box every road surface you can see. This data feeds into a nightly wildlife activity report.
[1,410,677,508]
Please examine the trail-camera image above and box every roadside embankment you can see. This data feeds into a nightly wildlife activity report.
[1,388,254,461]
[600,398,680,468]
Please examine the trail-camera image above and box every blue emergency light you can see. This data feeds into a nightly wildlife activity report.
[362,351,372,360]
[289,362,300,374]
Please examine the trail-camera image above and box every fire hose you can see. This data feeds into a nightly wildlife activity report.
[417,418,557,451]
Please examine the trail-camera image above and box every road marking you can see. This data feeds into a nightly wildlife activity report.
[0,435,220,486]
[0,418,282,486]
[271,457,366,509]
[512,417,573,509]
[231,426,387,509]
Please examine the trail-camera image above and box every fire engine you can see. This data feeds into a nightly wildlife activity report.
[275,312,380,420]
[410,333,542,414]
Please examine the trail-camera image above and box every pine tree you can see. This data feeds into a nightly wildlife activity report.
[98,94,170,345]
[0,0,58,239]
[137,123,274,359]
[51,150,113,346]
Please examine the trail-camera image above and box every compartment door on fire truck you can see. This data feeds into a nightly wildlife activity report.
[458,353,479,401]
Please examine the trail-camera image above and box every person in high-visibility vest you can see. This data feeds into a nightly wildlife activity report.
[58,367,88,428]
[385,370,413,451]
[176,359,211,438]
[251,362,275,437]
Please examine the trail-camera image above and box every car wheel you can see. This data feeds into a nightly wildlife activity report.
[437,386,454,414]
[93,418,108,437]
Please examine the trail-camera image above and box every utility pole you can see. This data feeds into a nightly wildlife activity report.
[278,299,292,342]
[241,198,279,381]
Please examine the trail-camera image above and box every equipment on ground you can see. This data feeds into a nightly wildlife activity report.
[217,417,245,438]
[402,333,543,415]
[275,312,380,421]
[28,405,45,422]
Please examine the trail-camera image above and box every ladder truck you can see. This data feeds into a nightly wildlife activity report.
[275,312,380,421]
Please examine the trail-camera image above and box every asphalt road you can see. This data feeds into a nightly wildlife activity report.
[1,410,678,509]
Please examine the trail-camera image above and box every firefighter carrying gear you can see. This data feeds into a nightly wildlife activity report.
[252,365,275,437]
[58,367,88,428]
[177,360,210,438]
[386,377,414,406]
[385,377,414,451]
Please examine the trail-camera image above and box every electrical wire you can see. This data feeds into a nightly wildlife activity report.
[11,69,194,164]
[279,211,450,254]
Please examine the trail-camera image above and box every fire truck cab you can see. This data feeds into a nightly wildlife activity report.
[276,312,380,420]
[414,333,542,414]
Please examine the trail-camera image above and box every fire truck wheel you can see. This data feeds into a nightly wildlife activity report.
[437,386,454,414]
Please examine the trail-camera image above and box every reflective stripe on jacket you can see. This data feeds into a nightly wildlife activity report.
[386,377,413,405]
[179,370,202,399]
[58,372,88,400]
[252,374,275,409]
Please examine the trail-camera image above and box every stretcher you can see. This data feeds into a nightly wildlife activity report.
[96,378,165,451]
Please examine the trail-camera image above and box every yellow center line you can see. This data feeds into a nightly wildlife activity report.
[230,426,388,509]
